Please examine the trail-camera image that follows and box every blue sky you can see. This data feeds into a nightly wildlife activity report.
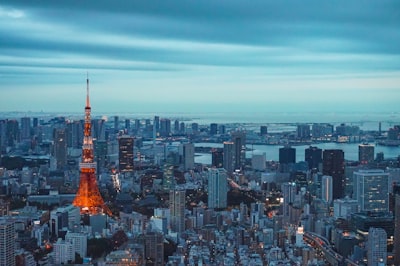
[1,1,399,113]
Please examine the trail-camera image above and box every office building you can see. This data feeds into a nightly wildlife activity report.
[231,131,246,171]
[210,123,218,135]
[119,136,134,172]
[174,120,179,134]
[208,168,228,209]
[321,175,333,204]
[359,143,375,165]
[367,227,387,266]
[333,198,359,219]
[279,146,296,164]
[0,220,15,266]
[211,148,223,168]
[297,124,310,139]
[53,238,74,265]
[54,128,67,170]
[169,189,185,234]
[179,143,194,170]
[305,146,322,170]
[353,170,389,212]
[20,117,31,141]
[145,231,164,266]
[223,141,235,173]
[323,149,345,199]
[252,153,266,171]
[65,232,87,258]
[260,126,268,135]
[113,116,119,132]
[160,118,171,137]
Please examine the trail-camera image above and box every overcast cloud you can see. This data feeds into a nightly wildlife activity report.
[0,0,399,113]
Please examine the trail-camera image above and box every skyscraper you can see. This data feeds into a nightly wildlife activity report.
[0,220,15,266]
[367,227,387,266]
[179,143,194,170]
[321,175,333,204]
[231,131,246,171]
[211,148,223,168]
[297,124,310,139]
[279,146,296,164]
[169,189,185,234]
[210,123,218,135]
[145,231,164,266]
[305,146,322,170]
[114,116,119,132]
[323,149,345,200]
[223,141,235,173]
[358,143,375,165]
[54,128,67,170]
[208,168,228,209]
[73,77,110,215]
[118,136,134,172]
[20,117,31,141]
[160,118,171,137]
[353,170,389,213]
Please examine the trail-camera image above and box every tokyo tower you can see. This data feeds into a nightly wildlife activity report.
[73,77,111,216]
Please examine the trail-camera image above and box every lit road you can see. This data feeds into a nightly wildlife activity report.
[303,231,358,266]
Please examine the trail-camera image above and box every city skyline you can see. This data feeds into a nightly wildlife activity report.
[1,1,400,113]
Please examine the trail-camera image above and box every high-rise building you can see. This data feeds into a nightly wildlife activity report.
[279,146,296,164]
[20,117,31,141]
[65,232,87,258]
[53,238,74,265]
[305,146,322,170]
[179,122,185,134]
[323,149,345,200]
[124,119,130,133]
[260,126,268,136]
[114,116,119,132]
[145,231,164,266]
[54,128,67,170]
[191,123,199,134]
[367,227,387,266]
[394,194,400,266]
[174,120,179,134]
[359,143,375,165]
[118,136,134,172]
[231,131,246,171]
[321,175,333,204]
[297,124,310,139]
[223,141,235,173]
[211,148,223,168]
[154,116,160,134]
[72,77,111,215]
[208,168,228,209]
[353,170,389,213]
[0,219,15,266]
[160,118,171,137]
[179,143,194,170]
[210,123,218,135]
[169,189,185,234]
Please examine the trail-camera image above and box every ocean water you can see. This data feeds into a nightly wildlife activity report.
[195,142,400,165]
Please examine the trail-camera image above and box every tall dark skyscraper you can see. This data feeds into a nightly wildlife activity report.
[260,126,268,135]
[54,128,67,170]
[169,189,185,234]
[279,146,296,164]
[323,149,345,200]
[212,148,223,168]
[305,146,322,170]
[118,136,134,172]
[160,118,171,137]
[231,131,246,171]
[223,141,235,173]
[210,123,218,135]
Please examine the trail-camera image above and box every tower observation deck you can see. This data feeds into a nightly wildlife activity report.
[73,77,111,216]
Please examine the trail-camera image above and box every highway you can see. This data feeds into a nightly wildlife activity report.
[303,231,358,266]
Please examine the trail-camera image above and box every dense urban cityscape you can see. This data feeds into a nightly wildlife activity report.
[1,1,400,266]
[0,78,399,266]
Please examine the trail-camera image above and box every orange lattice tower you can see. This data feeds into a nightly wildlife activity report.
[73,77,111,216]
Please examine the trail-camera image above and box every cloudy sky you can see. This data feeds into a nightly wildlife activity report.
[1,1,399,114]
